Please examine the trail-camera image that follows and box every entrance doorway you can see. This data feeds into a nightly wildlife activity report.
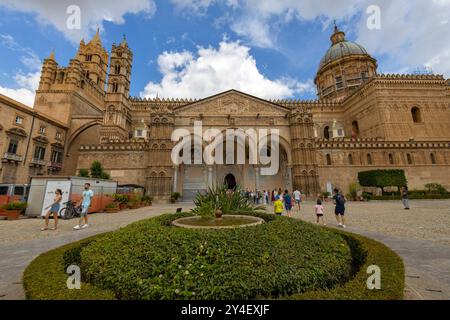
[224,174,237,190]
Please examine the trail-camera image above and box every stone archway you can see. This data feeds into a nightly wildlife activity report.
[224,173,237,190]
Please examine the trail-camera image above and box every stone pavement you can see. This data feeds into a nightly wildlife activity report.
[1,199,449,300]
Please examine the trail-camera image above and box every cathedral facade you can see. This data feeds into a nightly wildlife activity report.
[2,27,449,200]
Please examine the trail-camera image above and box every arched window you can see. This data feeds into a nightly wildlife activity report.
[411,107,422,123]
[348,154,354,165]
[406,153,413,165]
[326,154,332,166]
[324,126,330,139]
[351,121,360,138]
[112,82,119,93]
[388,153,394,165]
[430,153,437,164]
[367,153,373,165]
[114,64,121,75]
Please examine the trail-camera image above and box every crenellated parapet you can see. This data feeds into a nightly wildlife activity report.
[316,138,450,150]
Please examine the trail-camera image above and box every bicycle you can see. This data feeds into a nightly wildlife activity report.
[59,200,81,220]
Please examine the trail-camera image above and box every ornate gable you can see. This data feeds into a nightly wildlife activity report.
[174,90,291,117]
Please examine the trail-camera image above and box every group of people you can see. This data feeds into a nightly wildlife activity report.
[262,187,347,228]
[41,182,93,231]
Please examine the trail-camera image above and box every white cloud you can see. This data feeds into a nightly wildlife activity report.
[0,86,36,106]
[171,0,450,77]
[0,0,156,42]
[0,34,41,106]
[140,40,314,99]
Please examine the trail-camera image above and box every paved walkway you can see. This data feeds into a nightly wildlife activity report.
[1,199,449,300]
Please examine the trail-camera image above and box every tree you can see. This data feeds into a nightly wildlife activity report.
[358,169,407,194]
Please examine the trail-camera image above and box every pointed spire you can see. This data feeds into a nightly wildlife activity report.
[48,50,55,60]
[90,27,102,46]
[121,34,128,47]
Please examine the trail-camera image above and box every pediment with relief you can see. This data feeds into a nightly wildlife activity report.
[174,90,290,116]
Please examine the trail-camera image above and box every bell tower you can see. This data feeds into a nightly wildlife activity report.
[100,36,133,141]
[76,29,109,89]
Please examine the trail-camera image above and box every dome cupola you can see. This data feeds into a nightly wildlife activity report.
[315,23,377,102]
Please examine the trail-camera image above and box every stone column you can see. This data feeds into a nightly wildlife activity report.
[287,165,293,189]
[254,166,260,190]
[173,165,178,192]
[207,166,213,189]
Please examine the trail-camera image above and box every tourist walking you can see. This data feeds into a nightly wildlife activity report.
[284,190,293,217]
[401,186,410,210]
[315,198,326,226]
[274,195,283,216]
[333,188,346,228]
[293,189,302,212]
[74,183,93,230]
[41,189,62,231]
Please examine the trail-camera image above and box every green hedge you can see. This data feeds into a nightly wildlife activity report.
[289,231,404,300]
[358,169,407,189]
[23,213,404,300]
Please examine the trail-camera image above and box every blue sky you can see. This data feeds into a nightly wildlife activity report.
[0,0,449,106]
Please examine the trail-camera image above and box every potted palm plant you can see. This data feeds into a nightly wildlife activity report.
[170,192,181,203]
[0,202,27,220]
[140,195,153,206]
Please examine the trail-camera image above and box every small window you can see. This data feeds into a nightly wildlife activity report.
[7,139,19,154]
[0,186,8,195]
[85,55,93,62]
[335,76,344,89]
[13,186,24,196]
[430,153,436,165]
[324,126,330,139]
[352,121,360,137]
[114,64,121,75]
[39,126,46,134]
[367,154,373,165]
[34,146,46,160]
[361,71,368,80]
[348,154,354,165]
[136,129,143,137]
[406,153,413,165]
[326,154,332,166]
[411,107,422,123]
[51,150,63,163]
[112,82,119,93]
[388,153,394,165]
[56,132,62,140]
[15,116,23,125]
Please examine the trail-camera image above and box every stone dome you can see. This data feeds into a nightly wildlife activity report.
[319,41,369,70]
[318,25,372,71]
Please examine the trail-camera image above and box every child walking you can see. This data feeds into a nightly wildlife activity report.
[315,198,326,226]
[274,195,283,216]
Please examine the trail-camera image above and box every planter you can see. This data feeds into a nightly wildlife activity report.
[215,208,223,219]
[128,204,141,210]
[119,203,128,210]
[0,210,21,220]
[104,207,120,213]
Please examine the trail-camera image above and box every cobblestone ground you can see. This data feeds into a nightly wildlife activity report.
[0,199,449,300]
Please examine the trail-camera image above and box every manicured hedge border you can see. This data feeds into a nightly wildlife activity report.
[289,230,404,300]
[23,219,404,300]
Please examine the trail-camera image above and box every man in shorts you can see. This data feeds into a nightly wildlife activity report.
[293,189,302,212]
[74,183,93,230]
[333,188,346,228]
